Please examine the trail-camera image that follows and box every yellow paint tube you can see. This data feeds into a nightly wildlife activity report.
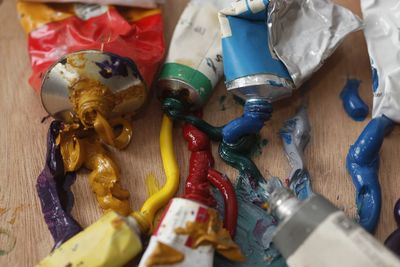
[37,115,180,267]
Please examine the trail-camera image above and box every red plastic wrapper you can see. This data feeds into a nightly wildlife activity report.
[17,2,165,92]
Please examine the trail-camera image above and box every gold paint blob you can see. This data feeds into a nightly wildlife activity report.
[145,242,184,267]
[59,124,132,216]
[175,209,245,262]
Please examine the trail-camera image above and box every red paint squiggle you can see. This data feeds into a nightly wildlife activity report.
[182,120,238,238]
[207,169,238,238]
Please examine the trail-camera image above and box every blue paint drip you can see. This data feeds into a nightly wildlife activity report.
[222,99,273,144]
[340,79,369,121]
[346,115,394,232]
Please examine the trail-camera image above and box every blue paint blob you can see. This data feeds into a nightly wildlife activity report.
[346,115,394,232]
[222,99,273,144]
[340,79,369,121]
[371,66,379,93]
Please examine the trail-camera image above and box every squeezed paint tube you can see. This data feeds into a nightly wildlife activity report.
[157,0,232,110]
[219,0,361,102]
[346,0,400,233]
[270,187,400,267]
[280,107,313,200]
[385,199,400,256]
[37,115,180,267]
[139,122,243,267]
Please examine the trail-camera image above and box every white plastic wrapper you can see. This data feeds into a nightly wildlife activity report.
[20,0,164,8]
[361,0,400,122]
[268,0,362,87]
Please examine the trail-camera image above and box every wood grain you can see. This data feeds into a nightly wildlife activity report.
[1,0,399,266]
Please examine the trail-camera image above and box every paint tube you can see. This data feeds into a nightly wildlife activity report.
[219,0,361,102]
[138,122,243,267]
[37,211,143,267]
[139,198,243,267]
[361,0,400,123]
[21,0,164,8]
[270,187,400,267]
[280,107,314,200]
[157,0,232,110]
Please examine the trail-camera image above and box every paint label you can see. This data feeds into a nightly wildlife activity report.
[74,4,108,20]
[288,211,400,267]
[160,1,227,99]
[139,198,214,267]
[361,0,400,122]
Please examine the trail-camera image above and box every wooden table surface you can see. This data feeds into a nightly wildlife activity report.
[1,0,399,266]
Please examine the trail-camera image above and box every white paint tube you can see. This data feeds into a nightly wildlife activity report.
[270,188,400,267]
[361,0,400,123]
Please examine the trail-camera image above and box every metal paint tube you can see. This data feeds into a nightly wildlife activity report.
[270,187,400,267]
[218,0,361,101]
[279,107,313,200]
[157,0,231,110]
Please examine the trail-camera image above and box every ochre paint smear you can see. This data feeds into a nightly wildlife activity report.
[7,206,24,225]
[0,228,16,256]
[0,208,7,216]
[145,241,184,267]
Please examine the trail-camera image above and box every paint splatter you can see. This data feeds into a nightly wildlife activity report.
[7,206,23,225]
[248,135,268,158]
[0,208,7,216]
[0,228,16,256]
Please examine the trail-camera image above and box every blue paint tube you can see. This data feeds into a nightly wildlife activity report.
[340,79,369,121]
[218,0,361,102]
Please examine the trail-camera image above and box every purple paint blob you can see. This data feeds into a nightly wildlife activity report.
[36,121,82,249]
[394,199,400,226]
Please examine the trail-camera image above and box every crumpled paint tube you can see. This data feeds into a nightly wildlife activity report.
[38,115,180,267]
[385,199,400,256]
[138,122,242,267]
[157,0,232,110]
[36,120,82,249]
[219,0,361,102]
[346,0,399,233]
[279,107,313,200]
[340,79,369,121]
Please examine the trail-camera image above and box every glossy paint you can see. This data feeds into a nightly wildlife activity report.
[340,79,369,121]
[346,115,394,232]
[36,121,82,249]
